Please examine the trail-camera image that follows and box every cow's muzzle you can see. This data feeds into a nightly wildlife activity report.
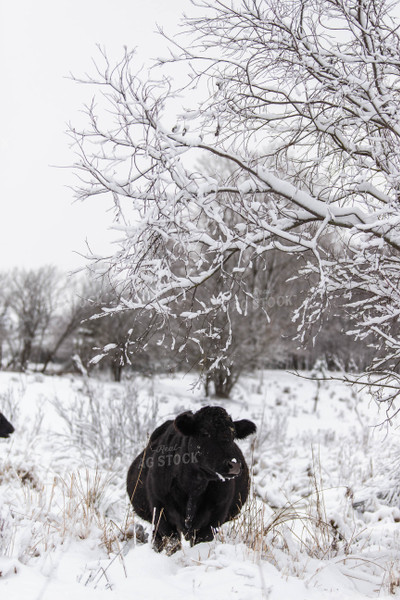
[200,458,242,482]
[225,458,241,476]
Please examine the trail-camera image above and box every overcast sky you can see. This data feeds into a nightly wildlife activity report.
[0,0,192,272]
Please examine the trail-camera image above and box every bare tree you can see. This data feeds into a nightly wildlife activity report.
[7,267,61,371]
[71,280,164,381]
[0,272,11,369]
[70,0,400,408]
[40,274,104,373]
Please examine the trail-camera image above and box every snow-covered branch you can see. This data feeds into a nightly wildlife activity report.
[70,0,400,399]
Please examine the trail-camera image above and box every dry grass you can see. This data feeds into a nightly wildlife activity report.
[219,449,361,571]
[0,465,139,565]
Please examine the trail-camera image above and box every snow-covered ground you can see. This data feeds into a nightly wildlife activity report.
[1,370,400,599]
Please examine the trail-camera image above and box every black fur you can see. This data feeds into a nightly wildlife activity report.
[127,406,256,553]
[0,413,14,438]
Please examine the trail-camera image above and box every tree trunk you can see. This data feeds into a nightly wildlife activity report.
[20,338,33,371]
[112,361,123,382]
[211,368,234,399]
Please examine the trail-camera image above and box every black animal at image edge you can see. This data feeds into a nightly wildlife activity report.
[0,413,14,438]
[127,406,256,553]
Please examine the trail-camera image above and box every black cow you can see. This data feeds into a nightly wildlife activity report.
[0,413,14,438]
[127,406,256,553]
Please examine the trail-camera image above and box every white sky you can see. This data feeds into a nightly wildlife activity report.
[0,0,192,271]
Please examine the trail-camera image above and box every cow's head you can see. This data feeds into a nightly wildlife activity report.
[0,413,14,439]
[174,406,256,481]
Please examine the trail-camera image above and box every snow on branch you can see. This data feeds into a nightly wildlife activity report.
[70,0,400,398]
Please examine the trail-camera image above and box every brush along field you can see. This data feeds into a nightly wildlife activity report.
[0,370,400,599]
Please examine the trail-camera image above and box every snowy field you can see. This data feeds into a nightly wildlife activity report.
[1,370,400,599]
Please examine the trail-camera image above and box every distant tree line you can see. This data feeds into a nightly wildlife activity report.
[0,263,374,394]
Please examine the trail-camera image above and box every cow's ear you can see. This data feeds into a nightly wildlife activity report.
[174,411,196,436]
[234,419,257,439]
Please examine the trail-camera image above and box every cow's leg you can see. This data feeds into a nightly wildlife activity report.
[163,532,182,555]
[184,494,200,545]
[183,490,217,546]
[184,493,201,532]
[152,507,181,554]
[190,525,214,546]
[153,529,181,554]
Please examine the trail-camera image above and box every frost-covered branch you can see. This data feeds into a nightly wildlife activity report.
[70,0,400,400]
